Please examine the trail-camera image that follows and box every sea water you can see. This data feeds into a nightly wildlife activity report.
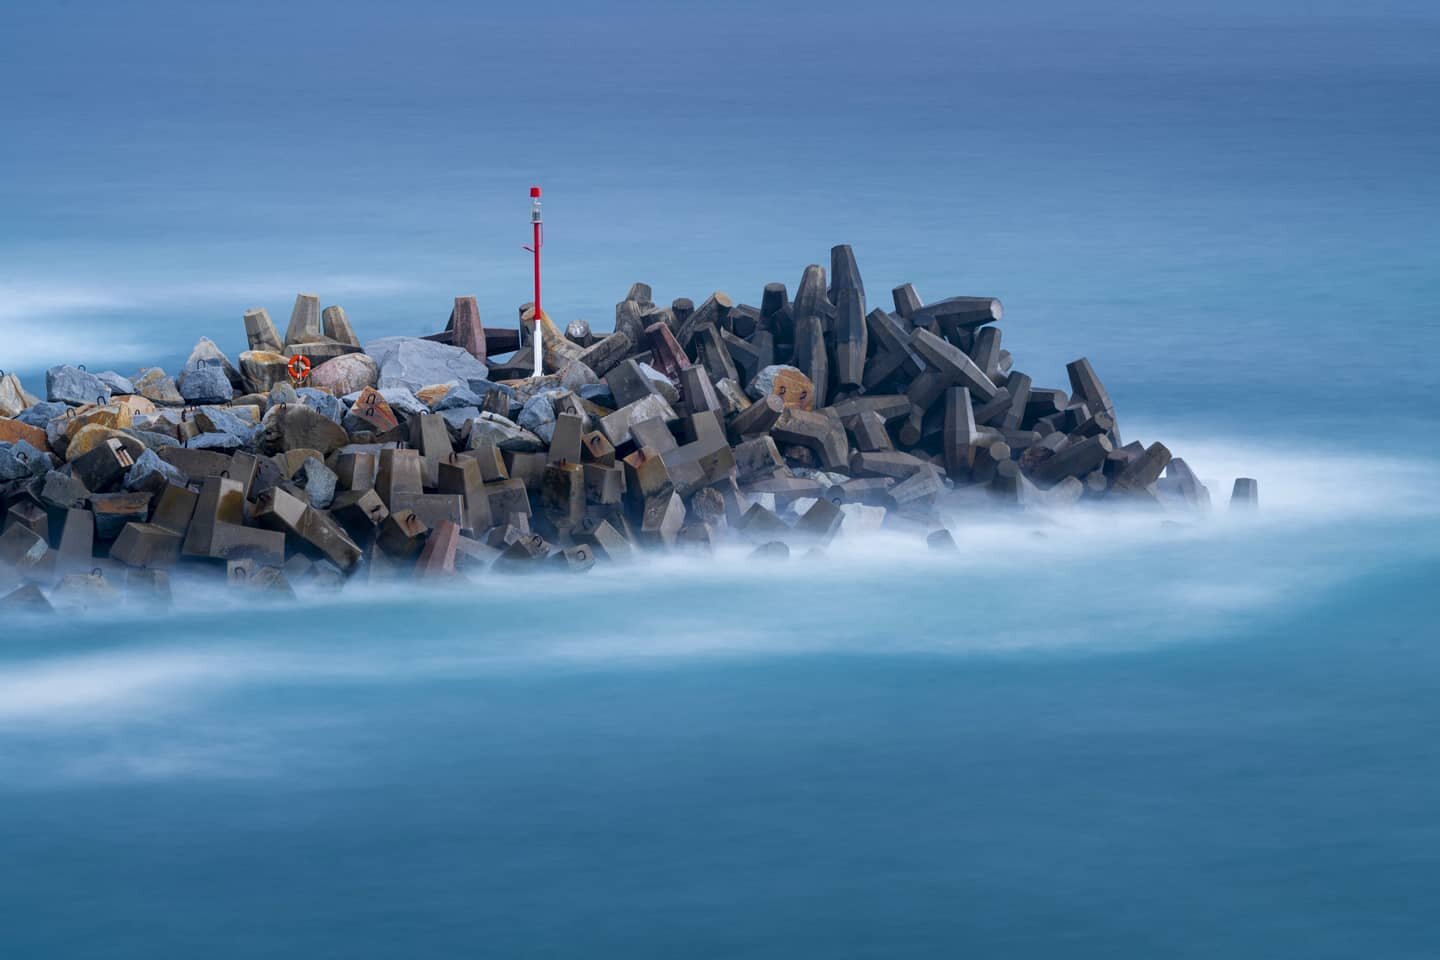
[2,2,1438,956]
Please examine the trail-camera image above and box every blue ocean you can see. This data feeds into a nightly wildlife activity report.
[2,1,1438,956]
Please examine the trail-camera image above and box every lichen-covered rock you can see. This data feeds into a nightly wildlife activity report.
[309,352,378,396]
[0,373,30,417]
[65,424,132,461]
[178,365,233,404]
[134,369,184,406]
[366,337,490,393]
[46,365,111,406]
[748,364,808,401]
[239,350,291,395]
[0,417,48,451]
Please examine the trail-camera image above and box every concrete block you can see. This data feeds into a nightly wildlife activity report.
[330,488,389,540]
[970,440,1012,485]
[942,386,979,480]
[583,462,626,506]
[790,496,844,546]
[243,307,283,354]
[793,315,829,408]
[909,328,998,401]
[375,448,423,508]
[888,466,943,506]
[598,394,677,448]
[413,520,461,578]
[391,492,464,532]
[640,490,686,547]
[891,283,923,320]
[772,409,848,471]
[541,462,586,530]
[849,450,931,480]
[846,409,893,453]
[678,365,723,419]
[676,292,733,349]
[909,296,1003,334]
[70,438,135,493]
[378,509,428,558]
[1112,442,1172,494]
[573,518,633,563]
[283,293,323,347]
[1032,435,1113,487]
[111,522,182,568]
[1230,477,1259,511]
[4,501,48,540]
[694,323,739,385]
[727,394,782,443]
[89,492,150,540]
[478,478,531,524]
[922,528,956,553]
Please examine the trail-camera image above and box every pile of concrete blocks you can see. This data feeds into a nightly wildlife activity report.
[0,251,1256,610]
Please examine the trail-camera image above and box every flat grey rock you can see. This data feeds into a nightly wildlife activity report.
[366,337,490,393]
[16,401,67,427]
[46,365,111,406]
[95,371,135,395]
[464,412,544,452]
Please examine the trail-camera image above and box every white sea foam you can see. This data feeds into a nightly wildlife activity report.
[0,438,1434,748]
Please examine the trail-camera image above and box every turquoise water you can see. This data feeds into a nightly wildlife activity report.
[3,1,1440,956]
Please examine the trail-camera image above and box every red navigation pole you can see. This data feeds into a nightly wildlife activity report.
[524,185,544,377]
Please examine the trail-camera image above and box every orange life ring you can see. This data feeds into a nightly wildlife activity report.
[287,355,312,381]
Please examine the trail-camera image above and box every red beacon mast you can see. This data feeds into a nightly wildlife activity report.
[524,185,544,377]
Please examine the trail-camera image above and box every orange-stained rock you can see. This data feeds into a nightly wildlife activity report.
[0,417,48,451]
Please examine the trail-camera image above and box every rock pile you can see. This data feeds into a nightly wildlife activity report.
[0,252,1255,612]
